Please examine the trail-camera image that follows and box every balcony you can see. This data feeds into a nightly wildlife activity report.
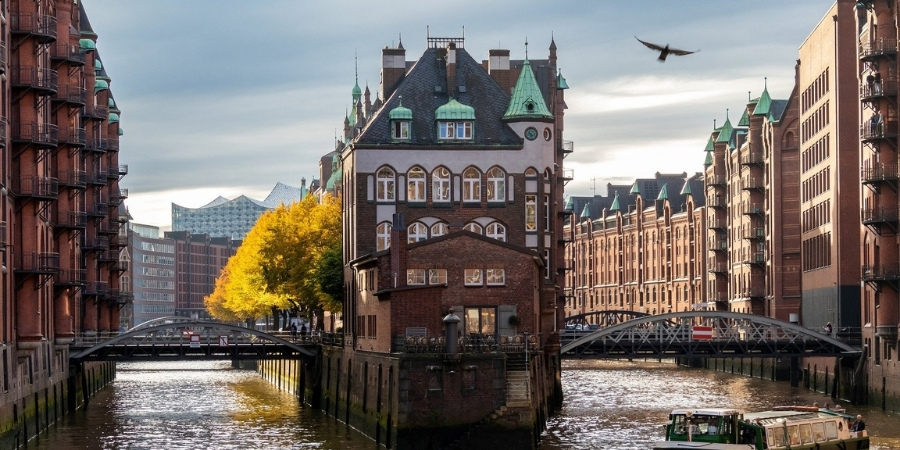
[52,85,87,106]
[12,176,58,201]
[0,42,6,71]
[862,164,899,188]
[10,13,58,43]
[860,121,898,142]
[560,139,574,156]
[57,127,86,147]
[11,122,58,147]
[741,176,764,191]
[86,171,107,186]
[740,290,766,299]
[860,37,898,61]
[109,188,128,204]
[743,203,763,215]
[707,291,728,303]
[559,167,574,184]
[706,175,726,187]
[742,252,766,266]
[742,227,765,240]
[110,260,129,273]
[82,105,109,120]
[740,151,764,166]
[53,210,87,230]
[862,264,900,292]
[98,222,120,236]
[10,66,58,94]
[115,211,129,223]
[54,269,86,287]
[707,195,727,208]
[708,263,728,274]
[82,236,109,252]
[81,138,107,154]
[860,79,898,100]
[707,217,726,230]
[83,281,109,297]
[108,165,128,179]
[98,250,119,263]
[50,43,86,66]
[15,252,60,274]
[862,207,899,234]
[708,239,727,252]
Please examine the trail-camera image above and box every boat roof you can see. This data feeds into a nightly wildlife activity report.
[670,408,743,416]
[744,409,850,426]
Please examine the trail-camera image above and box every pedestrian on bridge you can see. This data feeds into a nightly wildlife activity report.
[290,323,297,340]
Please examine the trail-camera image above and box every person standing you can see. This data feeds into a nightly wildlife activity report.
[852,415,866,432]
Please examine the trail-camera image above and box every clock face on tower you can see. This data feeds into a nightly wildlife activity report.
[524,127,538,141]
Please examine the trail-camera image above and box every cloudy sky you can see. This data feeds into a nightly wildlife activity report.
[84,0,835,229]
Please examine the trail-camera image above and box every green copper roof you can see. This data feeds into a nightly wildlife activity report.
[630,181,641,194]
[94,79,109,93]
[738,108,750,127]
[704,151,713,166]
[557,70,569,90]
[564,196,574,211]
[118,128,124,136]
[436,98,475,120]
[753,86,772,116]
[715,116,733,143]
[657,184,669,201]
[94,59,102,70]
[503,59,553,120]
[680,180,692,196]
[108,98,116,108]
[79,39,96,51]
[97,75,110,82]
[389,99,413,120]
[580,204,591,219]
[108,112,119,123]
[610,193,620,212]
[704,135,714,151]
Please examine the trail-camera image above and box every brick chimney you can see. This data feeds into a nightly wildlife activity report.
[389,213,407,288]
[487,49,511,93]
[446,42,457,97]
[381,42,406,101]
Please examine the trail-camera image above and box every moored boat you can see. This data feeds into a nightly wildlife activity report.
[652,406,869,449]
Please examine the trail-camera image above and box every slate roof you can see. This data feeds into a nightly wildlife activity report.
[567,173,705,223]
[354,47,523,147]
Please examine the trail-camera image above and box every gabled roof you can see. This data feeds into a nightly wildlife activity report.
[354,47,521,147]
[768,99,789,123]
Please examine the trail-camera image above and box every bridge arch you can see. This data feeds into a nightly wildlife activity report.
[563,310,651,328]
[560,311,861,358]
[71,321,317,361]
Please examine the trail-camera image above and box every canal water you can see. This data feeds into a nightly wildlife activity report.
[24,360,900,449]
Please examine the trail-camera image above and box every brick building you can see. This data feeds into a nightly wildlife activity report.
[328,33,571,446]
[1,0,126,443]
[563,173,707,319]
[165,230,239,320]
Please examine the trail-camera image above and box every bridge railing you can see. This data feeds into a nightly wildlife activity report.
[394,333,540,354]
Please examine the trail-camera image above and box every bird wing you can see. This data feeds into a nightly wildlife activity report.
[667,47,699,56]
[635,36,665,51]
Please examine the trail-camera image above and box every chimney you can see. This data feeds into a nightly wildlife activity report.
[446,42,457,97]
[381,43,406,100]
[488,49,511,93]
[390,213,407,288]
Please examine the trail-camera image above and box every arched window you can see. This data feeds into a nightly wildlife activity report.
[464,222,483,234]
[377,167,395,202]
[408,222,428,243]
[432,167,451,202]
[486,222,506,242]
[463,167,481,202]
[525,168,537,178]
[407,167,426,202]
[430,222,448,237]
[487,167,505,202]
[376,222,391,251]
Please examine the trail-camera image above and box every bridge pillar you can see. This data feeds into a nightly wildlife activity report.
[790,357,800,387]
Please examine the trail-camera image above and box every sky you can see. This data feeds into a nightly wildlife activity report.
[83,0,836,229]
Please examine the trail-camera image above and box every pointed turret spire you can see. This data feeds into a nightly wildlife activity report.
[752,77,772,116]
[503,54,553,120]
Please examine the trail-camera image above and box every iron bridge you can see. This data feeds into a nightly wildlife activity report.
[560,311,861,360]
[69,317,317,362]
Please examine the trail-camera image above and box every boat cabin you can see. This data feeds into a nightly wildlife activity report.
[665,408,743,445]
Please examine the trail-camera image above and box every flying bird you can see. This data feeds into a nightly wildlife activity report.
[635,36,698,62]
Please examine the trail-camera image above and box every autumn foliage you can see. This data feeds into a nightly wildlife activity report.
[204,194,342,326]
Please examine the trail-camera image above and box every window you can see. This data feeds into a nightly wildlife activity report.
[464,222,483,234]
[465,307,496,335]
[429,269,447,284]
[525,195,537,230]
[463,167,481,202]
[376,167,395,201]
[439,121,473,139]
[376,222,391,251]
[486,269,505,285]
[465,269,483,286]
[456,121,472,139]
[408,222,428,243]
[407,167,425,202]
[487,167,505,202]
[430,222,448,237]
[407,269,425,285]
[486,222,506,241]
[432,167,451,202]
[544,195,550,231]
[392,120,410,140]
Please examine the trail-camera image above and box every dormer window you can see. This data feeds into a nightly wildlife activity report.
[439,121,472,140]
[389,97,413,141]
[392,121,410,140]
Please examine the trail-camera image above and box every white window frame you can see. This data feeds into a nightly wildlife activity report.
[486,269,505,286]
[456,121,472,139]
[439,122,455,139]
[392,120,410,140]
[464,269,483,286]
[486,222,506,242]
[407,269,426,285]
[407,167,426,202]
[408,222,428,243]
[463,167,481,202]
[487,167,505,202]
[544,194,551,231]
[429,269,447,284]
[432,167,451,202]
[430,222,448,237]
[376,222,391,251]
[464,222,483,234]
[525,195,537,231]
[377,167,395,202]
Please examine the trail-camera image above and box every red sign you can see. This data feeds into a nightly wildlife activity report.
[692,326,713,340]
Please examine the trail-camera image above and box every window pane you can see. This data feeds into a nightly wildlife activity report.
[465,269,482,285]
[433,167,451,202]
[480,308,495,334]
[407,269,425,285]
[486,269,505,285]
[465,308,479,334]
[431,222,448,237]
[429,269,447,284]
[525,195,537,230]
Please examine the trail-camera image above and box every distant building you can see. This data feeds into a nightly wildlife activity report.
[129,224,176,325]
[165,231,240,320]
[171,181,311,239]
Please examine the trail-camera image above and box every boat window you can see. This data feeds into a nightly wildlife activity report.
[769,426,785,448]
[799,424,812,444]
[673,415,687,434]
[812,422,826,442]
[825,421,838,440]
[788,425,801,446]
